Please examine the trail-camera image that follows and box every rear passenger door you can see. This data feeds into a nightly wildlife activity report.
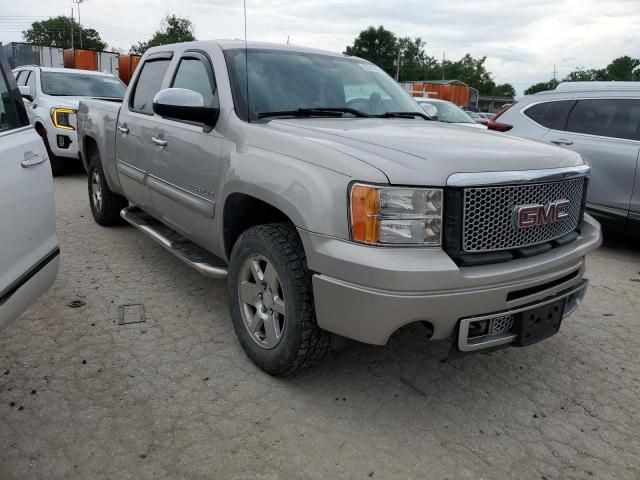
[542,98,640,215]
[116,53,172,209]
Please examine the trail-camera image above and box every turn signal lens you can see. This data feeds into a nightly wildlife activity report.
[350,184,381,244]
[51,108,77,131]
[350,183,443,246]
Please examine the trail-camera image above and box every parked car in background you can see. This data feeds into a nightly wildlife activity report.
[489,82,640,235]
[467,112,495,125]
[12,66,126,175]
[78,40,600,376]
[0,52,59,332]
[414,98,486,129]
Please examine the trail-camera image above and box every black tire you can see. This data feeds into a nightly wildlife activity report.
[228,223,330,376]
[87,151,128,226]
[37,127,65,176]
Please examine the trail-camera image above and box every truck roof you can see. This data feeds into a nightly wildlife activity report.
[145,40,354,59]
[15,66,118,77]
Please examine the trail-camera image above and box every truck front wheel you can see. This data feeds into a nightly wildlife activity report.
[87,152,127,226]
[228,223,330,376]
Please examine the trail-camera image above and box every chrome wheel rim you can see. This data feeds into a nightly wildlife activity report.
[91,170,102,212]
[238,254,286,349]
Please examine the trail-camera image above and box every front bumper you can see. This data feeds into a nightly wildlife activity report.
[47,126,79,159]
[302,214,601,347]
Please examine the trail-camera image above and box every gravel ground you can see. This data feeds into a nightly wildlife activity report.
[1,174,639,480]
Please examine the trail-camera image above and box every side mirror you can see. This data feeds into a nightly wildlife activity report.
[152,88,219,129]
[19,85,33,102]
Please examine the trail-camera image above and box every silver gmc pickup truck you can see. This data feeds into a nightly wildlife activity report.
[78,40,602,375]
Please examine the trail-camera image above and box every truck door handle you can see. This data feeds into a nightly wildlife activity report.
[151,137,167,149]
[117,125,129,135]
[550,139,573,146]
[21,153,46,168]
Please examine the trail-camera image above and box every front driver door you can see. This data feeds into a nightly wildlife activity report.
[146,51,225,252]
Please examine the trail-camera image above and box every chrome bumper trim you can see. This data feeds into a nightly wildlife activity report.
[447,165,591,187]
[457,280,588,352]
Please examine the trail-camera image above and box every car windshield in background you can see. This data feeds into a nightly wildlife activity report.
[41,72,126,98]
[224,49,423,121]
[418,101,475,123]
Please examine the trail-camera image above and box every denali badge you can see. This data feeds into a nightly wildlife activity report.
[513,199,570,229]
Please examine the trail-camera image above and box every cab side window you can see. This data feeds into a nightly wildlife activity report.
[171,57,216,107]
[130,59,171,114]
[523,100,574,130]
[0,68,28,132]
[565,99,640,141]
[26,71,37,96]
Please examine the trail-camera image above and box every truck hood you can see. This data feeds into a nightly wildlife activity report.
[267,118,584,185]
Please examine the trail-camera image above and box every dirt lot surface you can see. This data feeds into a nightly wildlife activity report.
[1,174,639,480]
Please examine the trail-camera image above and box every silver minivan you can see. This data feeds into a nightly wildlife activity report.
[490,82,640,235]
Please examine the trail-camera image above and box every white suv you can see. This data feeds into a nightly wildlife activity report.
[13,66,126,175]
[1,53,59,332]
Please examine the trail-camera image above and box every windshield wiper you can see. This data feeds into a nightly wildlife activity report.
[375,111,431,120]
[257,107,371,119]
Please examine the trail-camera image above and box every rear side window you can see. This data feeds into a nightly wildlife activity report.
[565,99,640,141]
[26,71,37,95]
[130,59,171,114]
[523,100,574,129]
[171,58,216,107]
[0,69,28,132]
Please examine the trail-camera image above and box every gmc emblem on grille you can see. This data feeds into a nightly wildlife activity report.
[513,199,571,229]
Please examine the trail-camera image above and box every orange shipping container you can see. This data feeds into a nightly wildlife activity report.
[63,49,98,71]
[118,55,141,85]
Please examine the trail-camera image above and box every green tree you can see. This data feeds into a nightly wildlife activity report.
[22,16,106,50]
[346,26,398,76]
[563,67,607,82]
[605,56,640,81]
[492,83,516,97]
[132,15,196,54]
[397,37,436,81]
[524,79,559,95]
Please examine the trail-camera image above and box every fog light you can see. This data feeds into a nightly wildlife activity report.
[563,288,586,317]
[57,135,71,149]
[468,319,489,338]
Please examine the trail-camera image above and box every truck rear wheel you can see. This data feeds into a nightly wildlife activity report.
[88,152,127,226]
[228,223,330,376]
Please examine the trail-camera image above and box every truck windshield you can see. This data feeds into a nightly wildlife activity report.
[41,72,126,98]
[224,48,423,121]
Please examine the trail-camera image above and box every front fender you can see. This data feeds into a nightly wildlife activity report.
[218,144,354,241]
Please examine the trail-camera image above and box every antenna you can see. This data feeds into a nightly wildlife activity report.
[243,0,250,122]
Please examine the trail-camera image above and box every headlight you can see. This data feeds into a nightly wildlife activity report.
[349,183,443,246]
[51,108,77,130]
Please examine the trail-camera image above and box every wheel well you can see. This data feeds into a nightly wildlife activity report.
[84,136,99,162]
[34,122,45,135]
[223,193,292,259]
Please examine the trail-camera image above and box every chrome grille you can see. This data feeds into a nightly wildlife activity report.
[462,178,584,252]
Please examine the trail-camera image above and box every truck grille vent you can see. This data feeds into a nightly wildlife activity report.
[462,178,585,253]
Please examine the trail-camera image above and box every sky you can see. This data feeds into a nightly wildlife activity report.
[2,0,640,94]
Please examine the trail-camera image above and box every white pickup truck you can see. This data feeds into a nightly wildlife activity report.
[0,53,59,332]
[78,41,601,375]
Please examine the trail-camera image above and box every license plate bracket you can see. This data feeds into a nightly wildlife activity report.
[513,298,566,347]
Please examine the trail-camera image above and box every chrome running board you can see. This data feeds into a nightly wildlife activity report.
[120,206,227,279]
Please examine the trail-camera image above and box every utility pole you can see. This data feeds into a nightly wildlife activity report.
[553,64,557,81]
[395,46,402,81]
[442,51,445,80]
[73,0,85,48]
[70,7,74,50]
